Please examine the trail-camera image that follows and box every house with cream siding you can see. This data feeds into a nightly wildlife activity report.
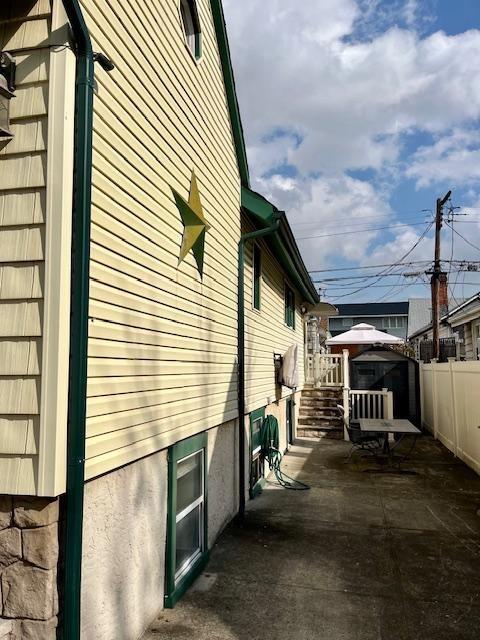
[0,1,318,639]
[445,293,480,361]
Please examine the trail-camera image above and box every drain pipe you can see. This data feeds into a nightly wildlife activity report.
[59,2,114,638]
[60,2,94,638]
[237,212,284,516]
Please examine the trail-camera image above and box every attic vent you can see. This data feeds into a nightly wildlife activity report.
[180,0,202,61]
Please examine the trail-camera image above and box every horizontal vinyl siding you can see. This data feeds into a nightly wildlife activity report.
[0,1,51,494]
[244,221,305,414]
[82,0,241,479]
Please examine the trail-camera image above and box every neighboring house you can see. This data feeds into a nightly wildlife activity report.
[408,294,477,362]
[407,298,432,338]
[408,317,455,362]
[0,2,318,639]
[328,302,409,340]
[446,293,480,360]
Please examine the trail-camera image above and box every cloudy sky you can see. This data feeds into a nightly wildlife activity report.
[223,0,480,303]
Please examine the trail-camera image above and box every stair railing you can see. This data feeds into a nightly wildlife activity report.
[349,388,394,420]
[306,352,345,387]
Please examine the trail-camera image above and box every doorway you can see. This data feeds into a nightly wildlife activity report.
[286,396,294,446]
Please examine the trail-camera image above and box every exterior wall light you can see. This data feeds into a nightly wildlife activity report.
[0,52,15,141]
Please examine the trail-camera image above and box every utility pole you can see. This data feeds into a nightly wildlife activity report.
[431,190,451,360]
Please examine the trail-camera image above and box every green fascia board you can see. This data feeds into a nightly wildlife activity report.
[240,186,277,226]
[210,0,250,187]
[241,187,318,304]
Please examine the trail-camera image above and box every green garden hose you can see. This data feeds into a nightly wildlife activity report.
[260,415,310,491]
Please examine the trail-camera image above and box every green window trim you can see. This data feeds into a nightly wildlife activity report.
[284,283,296,329]
[253,243,261,311]
[165,432,209,608]
[249,407,265,498]
[180,0,203,62]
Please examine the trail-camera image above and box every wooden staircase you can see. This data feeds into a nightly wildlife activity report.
[297,385,344,438]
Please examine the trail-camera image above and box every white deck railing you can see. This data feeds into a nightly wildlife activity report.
[350,388,394,420]
[306,352,345,387]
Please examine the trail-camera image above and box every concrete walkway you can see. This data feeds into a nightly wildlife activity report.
[144,436,480,640]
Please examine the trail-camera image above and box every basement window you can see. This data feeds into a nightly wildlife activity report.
[165,433,208,607]
[180,0,202,61]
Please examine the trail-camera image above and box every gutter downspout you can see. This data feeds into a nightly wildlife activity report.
[237,212,284,517]
[61,1,94,638]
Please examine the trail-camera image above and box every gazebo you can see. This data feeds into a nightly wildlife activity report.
[326,322,403,357]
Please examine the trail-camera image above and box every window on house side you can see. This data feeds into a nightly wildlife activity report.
[165,434,207,607]
[285,284,295,329]
[180,0,202,60]
[253,244,261,311]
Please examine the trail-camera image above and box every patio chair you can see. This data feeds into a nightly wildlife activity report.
[336,404,384,462]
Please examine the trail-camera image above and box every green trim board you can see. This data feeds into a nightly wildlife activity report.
[165,432,209,608]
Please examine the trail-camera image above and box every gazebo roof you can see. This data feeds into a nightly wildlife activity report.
[325,323,404,345]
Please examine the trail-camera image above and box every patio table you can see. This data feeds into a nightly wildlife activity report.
[358,419,421,466]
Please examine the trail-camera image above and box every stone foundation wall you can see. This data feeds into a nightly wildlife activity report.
[0,496,60,640]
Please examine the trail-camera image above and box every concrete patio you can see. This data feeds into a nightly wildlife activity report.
[143,435,480,640]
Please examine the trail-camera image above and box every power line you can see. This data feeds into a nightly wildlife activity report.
[312,269,471,284]
[290,214,424,228]
[309,260,431,274]
[327,221,434,300]
[296,221,431,241]
[445,221,480,253]
[373,275,423,303]
[325,281,480,292]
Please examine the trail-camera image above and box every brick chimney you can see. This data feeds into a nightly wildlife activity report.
[439,272,448,315]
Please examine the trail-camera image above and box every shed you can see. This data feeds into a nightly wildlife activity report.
[350,346,420,425]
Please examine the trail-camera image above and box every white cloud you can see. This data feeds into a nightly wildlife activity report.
[255,172,392,268]
[403,0,418,26]
[223,0,480,296]
[224,0,480,176]
[406,129,480,188]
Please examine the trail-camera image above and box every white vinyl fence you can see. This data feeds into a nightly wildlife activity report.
[420,360,480,475]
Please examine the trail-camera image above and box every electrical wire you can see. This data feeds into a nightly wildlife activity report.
[290,210,436,227]
[445,222,480,253]
[373,275,424,303]
[313,269,469,284]
[290,214,423,229]
[447,221,459,307]
[328,221,434,300]
[308,259,479,274]
[296,221,429,241]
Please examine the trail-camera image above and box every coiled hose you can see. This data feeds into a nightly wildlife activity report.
[260,415,310,490]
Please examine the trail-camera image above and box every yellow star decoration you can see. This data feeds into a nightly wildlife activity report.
[171,170,210,277]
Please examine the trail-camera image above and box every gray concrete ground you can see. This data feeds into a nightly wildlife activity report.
[143,435,480,640]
